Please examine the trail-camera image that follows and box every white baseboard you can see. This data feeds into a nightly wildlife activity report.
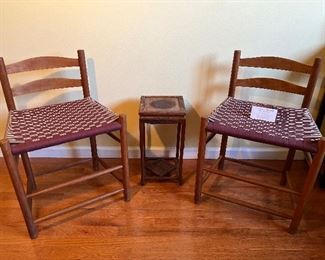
[0,145,304,160]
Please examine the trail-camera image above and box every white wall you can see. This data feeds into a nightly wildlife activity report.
[0,1,324,158]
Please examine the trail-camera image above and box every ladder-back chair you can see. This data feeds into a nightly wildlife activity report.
[0,50,130,239]
[195,50,324,233]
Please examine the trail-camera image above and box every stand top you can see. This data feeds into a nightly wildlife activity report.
[139,96,186,117]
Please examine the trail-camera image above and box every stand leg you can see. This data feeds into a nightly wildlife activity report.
[178,119,186,185]
[139,119,146,185]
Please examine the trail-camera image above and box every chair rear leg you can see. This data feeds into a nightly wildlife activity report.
[218,135,228,170]
[118,114,130,201]
[89,136,99,171]
[21,153,37,208]
[0,140,38,239]
[195,117,208,204]
[289,139,325,233]
[280,149,296,186]
[21,153,37,189]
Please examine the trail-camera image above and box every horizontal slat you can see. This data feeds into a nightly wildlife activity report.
[240,56,312,74]
[37,159,92,176]
[285,171,297,208]
[97,158,123,183]
[304,152,313,167]
[202,171,211,185]
[202,191,293,219]
[145,157,177,160]
[144,175,179,181]
[225,157,282,173]
[34,188,124,224]
[12,78,82,96]
[27,165,123,198]
[206,133,217,144]
[6,56,79,74]
[107,132,120,143]
[203,167,301,195]
[235,78,306,95]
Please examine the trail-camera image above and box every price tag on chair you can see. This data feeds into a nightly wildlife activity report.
[250,106,278,122]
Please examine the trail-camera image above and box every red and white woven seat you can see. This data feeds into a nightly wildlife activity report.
[6,97,120,155]
[207,97,321,153]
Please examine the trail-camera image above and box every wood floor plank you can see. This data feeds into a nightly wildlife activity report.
[0,158,324,259]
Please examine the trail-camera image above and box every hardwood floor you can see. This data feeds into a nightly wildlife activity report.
[0,158,324,259]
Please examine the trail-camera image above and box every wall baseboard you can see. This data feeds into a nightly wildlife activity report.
[0,145,303,160]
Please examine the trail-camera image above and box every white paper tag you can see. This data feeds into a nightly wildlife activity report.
[250,106,277,122]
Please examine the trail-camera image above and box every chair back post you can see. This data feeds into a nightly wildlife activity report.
[0,58,16,111]
[77,50,90,98]
[228,50,241,97]
[301,57,322,108]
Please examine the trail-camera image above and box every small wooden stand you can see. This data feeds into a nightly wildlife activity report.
[139,96,186,185]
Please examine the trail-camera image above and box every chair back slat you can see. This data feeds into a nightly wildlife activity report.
[6,57,79,74]
[0,50,90,110]
[240,56,313,74]
[228,50,321,108]
[12,78,82,96]
[235,78,306,95]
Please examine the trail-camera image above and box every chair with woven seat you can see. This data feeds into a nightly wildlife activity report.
[0,50,130,239]
[194,50,324,233]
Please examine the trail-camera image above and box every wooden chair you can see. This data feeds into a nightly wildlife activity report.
[0,50,130,239]
[194,50,324,233]
[316,90,325,187]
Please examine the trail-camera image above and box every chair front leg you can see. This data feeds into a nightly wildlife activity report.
[118,114,130,201]
[0,140,38,239]
[195,117,208,204]
[289,138,325,233]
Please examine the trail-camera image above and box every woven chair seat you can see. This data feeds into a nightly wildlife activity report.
[6,97,120,155]
[207,97,321,153]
